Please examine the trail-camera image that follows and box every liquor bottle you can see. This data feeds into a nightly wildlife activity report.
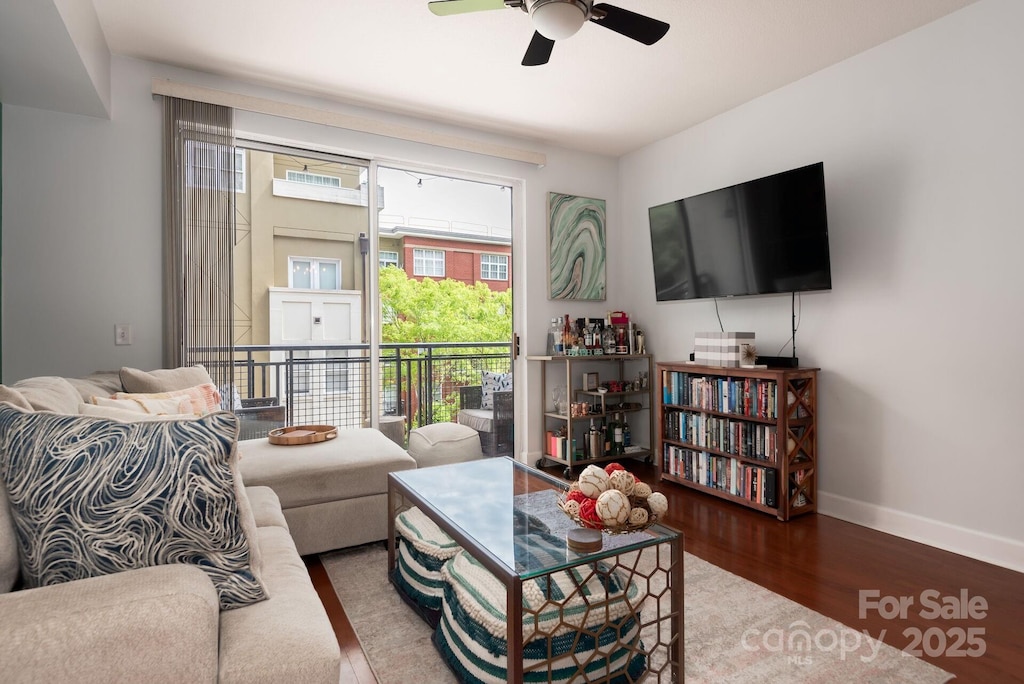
[603,418,613,456]
[583,321,594,350]
[546,318,559,355]
[553,316,564,355]
[622,415,631,449]
[613,412,625,454]
[602,322,616,355]
[562,314,572,353]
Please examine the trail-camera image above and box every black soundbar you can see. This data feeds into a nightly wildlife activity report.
[687,352,800,368]
[756,355,800,368]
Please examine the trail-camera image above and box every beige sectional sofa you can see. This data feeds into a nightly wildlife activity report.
[0,368,415,683]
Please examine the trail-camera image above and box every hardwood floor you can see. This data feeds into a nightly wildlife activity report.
[307,462,1024,683]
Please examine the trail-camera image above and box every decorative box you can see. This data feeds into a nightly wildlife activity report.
[695,332,755,367]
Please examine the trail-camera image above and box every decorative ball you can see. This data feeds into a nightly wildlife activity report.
[563,499,581,518]
[596,489,631,526]
[647,491,668,517]
[633,482,653,499]
[578,465,610,499]
[579,499,603,529]
[629,507,649,526]
[566,489,588,505]
[604,462,626,475]
[608,469,636,496]
[569,481,581,492]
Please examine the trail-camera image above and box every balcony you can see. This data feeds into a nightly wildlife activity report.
[230,342,512,444]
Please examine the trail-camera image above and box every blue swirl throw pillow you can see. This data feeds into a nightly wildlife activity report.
[0,405,266,610]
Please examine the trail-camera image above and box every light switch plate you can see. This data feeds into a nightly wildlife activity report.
[115,324,133,346]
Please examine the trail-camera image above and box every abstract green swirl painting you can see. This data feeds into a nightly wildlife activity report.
[548,193,606,300]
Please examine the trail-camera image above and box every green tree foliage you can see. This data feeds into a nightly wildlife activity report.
[378,266,511,343]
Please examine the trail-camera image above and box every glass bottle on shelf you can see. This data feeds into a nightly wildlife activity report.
[562,314,572,354]
[622,415,631,449]
[602,323,616,355]
[546,318,559,355]
[603,418,613,456]
[612,412,625,454]
[553,316,564,355]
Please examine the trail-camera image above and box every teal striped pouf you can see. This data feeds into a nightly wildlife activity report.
[394,507,461,614]
[434,548,647,683]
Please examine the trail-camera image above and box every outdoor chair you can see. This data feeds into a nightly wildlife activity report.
[457,385,513,458]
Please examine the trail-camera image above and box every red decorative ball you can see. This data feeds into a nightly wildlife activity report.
[566,489,589,504]
[604,462,626,475]
[578,499,603,529]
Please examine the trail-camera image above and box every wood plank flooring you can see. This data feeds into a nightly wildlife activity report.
[307,462,1023,684]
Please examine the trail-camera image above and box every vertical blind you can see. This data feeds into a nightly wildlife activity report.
[162,97,235,391]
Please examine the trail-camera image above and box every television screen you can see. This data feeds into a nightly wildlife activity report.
[648,162,832,301]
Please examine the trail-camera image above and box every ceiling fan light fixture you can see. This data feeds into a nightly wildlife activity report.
[529,0,588,40]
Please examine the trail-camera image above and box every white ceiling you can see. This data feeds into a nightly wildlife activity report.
[5,1,979,157]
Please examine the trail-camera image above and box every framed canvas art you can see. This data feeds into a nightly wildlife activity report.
[548,192,606,301]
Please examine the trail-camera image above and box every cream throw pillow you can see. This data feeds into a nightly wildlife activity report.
[90,395,193,415]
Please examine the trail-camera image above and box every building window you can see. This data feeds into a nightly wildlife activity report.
[185,141,246,193]
[379,251,399,269]
[480,254,508,281]
[413,248,445,277]
[285,169,342,188]
[289,257,341,290]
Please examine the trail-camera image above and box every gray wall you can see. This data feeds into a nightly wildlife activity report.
[617,0,1024,570]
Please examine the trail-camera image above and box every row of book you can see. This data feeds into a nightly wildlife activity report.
[662,445,778,508]
[663,409,777,461]
[661,371,778,419]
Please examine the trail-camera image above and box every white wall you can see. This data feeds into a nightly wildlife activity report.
[1,55,619,462]
[617,0,1024,571]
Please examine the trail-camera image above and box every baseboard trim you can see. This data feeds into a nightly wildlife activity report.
[819,491,1024,574]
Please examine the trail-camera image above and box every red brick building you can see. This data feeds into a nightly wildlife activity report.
[379,226,511,292]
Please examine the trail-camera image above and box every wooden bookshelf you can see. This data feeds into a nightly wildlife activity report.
[656,361,818,521]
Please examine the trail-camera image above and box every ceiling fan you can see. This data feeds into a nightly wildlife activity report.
[428,0,670,66]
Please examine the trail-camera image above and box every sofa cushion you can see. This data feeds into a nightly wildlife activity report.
[89,395,194,415]
[245,486,289,530]
[457,408,493,434]
[67,371,125,403]
[480,370,512,410]
[0,405,267,610]
[217,524,341,683]
[9,376,81,414]
[112,383,222,416]
[78,403,198,422]
[120,364,215,393]
[0,386,32,411]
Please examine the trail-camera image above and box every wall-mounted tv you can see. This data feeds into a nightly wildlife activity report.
[648,162,832,302]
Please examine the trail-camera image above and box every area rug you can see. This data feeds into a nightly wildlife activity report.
[321,542,954,684]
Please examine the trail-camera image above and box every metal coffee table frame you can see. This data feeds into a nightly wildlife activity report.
[387,457,683,683]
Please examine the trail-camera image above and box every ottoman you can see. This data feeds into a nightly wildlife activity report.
[434,544,647,684]
[393,506,461,624]
[238,428,417,555]
[407,422,483,468]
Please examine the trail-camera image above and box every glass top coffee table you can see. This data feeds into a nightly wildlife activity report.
[388,457,683,683]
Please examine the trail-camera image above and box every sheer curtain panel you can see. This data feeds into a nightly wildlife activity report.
[162,97,235,390]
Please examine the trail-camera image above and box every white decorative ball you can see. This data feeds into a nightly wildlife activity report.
[647,491,668,518]
[629,507,649,526]
[596,489,631,526]
[608,469,636,495]
[577,465,610,499]
[563,499,581,518]
[632,482,652,499]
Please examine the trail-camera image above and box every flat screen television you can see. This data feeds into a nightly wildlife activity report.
[648,162,832,302]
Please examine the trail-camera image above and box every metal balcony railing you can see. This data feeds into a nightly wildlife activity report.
[230,342,512,442]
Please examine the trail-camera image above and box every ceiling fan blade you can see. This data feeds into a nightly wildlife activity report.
[428,0,507,16]
[522,32,555,66]
[590,3,669,45]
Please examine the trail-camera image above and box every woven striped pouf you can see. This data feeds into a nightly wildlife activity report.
[434,543,647,683]
[394,506,461,617]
